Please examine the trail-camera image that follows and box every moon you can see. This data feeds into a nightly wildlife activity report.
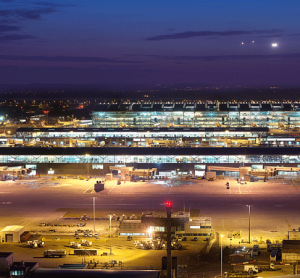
[271,43,278,47]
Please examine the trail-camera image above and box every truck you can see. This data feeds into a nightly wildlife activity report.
[233,265,259,273]
[44,249,66,258]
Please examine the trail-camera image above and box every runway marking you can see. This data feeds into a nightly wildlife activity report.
[108,183,119,194]
[238,183,241,194]
[84,185,94,194]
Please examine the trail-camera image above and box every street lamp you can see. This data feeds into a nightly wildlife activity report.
[109,213,113,255]
[221,234,224,277]
[248,205,251,244]
[93,197,96,234]
[165,201,173,278]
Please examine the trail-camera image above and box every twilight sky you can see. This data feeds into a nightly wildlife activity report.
[0,0,299,86]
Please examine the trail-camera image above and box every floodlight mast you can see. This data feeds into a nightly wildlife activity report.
[165,201,172,278]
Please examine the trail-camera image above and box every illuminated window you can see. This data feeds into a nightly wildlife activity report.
[150,226,165,232]
[194,165,205,169]
[92,164,103,169]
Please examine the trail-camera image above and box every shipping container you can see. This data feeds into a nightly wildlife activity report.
[20,231,30,242]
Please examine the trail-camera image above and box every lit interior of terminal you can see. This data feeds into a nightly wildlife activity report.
[2,101,300,178]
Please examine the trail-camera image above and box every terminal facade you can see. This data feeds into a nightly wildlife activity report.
[2,101,300,178]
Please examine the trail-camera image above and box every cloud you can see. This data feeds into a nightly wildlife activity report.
[146,29,282,41]
[0,54,142,63]
[0,2,75,42]
[0,34,36,41]
[0,24,20,33]
[0,8,57,20]
[124,53,300,62]
[172,53,300,62]
[34,2,75,8]
[258,34,283,38]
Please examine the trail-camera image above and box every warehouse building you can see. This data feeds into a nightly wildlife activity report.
[0,226,24,243]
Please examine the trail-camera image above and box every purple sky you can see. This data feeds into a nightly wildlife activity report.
[0,0,299,86]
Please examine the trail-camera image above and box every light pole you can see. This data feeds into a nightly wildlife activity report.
[165,201,173,278]
[109,213,113,255]
[221,234,224,277]
[248,205,251,244]
[93,197,96,234]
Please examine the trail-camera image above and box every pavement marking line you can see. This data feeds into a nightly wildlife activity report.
[108,183,119,194]
[84,185,94,194]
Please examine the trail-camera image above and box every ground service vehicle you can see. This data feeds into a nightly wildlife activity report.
[94,182,104,192]
[252,245,260,255]
[270,249,278,261]
[44,250,66,258]
[70,242,81,248]
[258,264,275,271]
[233,265,259,273]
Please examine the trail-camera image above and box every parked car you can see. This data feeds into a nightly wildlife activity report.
[127,236,132,241]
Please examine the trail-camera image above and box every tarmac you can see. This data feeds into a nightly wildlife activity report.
[1,175,300,277]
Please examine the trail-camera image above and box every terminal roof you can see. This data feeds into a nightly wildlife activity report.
[93,101,297,112]
[15,127,269,133]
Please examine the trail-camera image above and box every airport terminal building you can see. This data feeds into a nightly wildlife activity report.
[2,101,300,177]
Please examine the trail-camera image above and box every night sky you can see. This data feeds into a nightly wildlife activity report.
[0,0,299,86]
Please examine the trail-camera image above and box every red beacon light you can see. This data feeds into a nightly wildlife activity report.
[165,201,173,208]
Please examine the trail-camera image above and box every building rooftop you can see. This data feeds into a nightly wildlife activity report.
[0,252,13,258]
[1,226,24,233]
[93,101,298,112]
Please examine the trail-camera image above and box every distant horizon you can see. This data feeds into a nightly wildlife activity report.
[1,84,300,102]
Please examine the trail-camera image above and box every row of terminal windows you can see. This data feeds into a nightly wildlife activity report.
[3,155,300,164]
[17,131,263,138]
